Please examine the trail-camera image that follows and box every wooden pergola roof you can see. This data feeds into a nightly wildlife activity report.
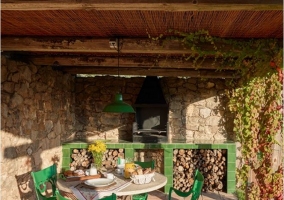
[1,0,283,78]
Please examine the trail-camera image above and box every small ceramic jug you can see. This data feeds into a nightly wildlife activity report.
[90,163,97,175]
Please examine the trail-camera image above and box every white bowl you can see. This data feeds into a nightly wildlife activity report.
[131,172,155,184]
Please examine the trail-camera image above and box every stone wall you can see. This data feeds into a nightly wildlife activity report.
[163,77,235,141]
[1,56,75,199]
[73,76,234,142]
[72,76,143,142]
[1,56,234,199]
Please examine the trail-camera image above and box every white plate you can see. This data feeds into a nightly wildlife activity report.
[84,178,115,187]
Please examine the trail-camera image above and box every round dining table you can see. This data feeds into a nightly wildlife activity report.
[57,172,167,198]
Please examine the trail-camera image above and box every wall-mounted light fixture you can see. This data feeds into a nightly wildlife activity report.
[103,38,135,113]
[109,38,118,49]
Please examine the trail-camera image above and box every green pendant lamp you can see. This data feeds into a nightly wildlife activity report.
[103,93,135,113]
[103,38,135,113]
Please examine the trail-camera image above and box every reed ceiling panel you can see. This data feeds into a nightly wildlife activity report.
[1,10,283,38]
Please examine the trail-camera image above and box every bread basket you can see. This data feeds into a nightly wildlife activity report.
[130,172,155,184]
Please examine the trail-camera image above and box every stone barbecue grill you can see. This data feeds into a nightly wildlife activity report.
[133,76,169,143]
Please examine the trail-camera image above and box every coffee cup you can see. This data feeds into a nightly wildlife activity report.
[106,173,115,179]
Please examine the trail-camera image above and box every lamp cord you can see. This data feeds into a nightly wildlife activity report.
[117,38,120,78]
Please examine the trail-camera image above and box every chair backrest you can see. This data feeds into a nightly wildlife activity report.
[190,169,204,200]
[134,160,155,169]
[31,164,57,200]
[168,169,204,200]
[99,193,116,200]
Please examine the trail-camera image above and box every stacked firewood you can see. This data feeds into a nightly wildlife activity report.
[70,148,124,171]
[104,148,125,169]
[70,149,92,171]
[134,149,164,173]
[173,149,227,192]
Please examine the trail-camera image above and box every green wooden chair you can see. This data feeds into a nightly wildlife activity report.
[132,160,155,200]
[31,164,57,200]
[55,190,71,200]
[134,160,155,169]
[168,169,204,200]
[99,193,116,200]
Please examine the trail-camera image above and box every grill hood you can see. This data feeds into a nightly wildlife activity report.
[133,76,168,134]
[135,76,167,105]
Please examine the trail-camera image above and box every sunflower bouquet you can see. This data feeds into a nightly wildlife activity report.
[88,140,107,169]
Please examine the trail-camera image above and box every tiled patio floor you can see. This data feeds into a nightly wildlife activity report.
[148,190,238,200]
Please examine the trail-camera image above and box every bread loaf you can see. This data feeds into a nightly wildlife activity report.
[143,168,151,174]
[64,169,85,177]
[137,168,143,175]
[130,167,154,176]
[131,171,138,176]
[64,170,73,177]
[73,169,85,176]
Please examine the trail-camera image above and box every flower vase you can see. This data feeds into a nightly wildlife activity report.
[88,140,107,176]
[92,152,103,174]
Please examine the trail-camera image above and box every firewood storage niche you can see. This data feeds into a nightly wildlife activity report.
[173,149,227,192]
[69,148,125,171]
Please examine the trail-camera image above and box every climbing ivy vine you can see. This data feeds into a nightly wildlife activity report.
[154,30,283,199]
[229,71,283,200]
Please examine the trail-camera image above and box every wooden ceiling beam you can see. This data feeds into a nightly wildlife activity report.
[1,36,192,55]
[3,51,235,70]
[4,51,238,78]
[2,36,267,56]
[25,55,233,70]
[2,1,282,11]
[54,66,238,79]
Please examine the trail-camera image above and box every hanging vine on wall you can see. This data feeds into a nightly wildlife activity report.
[150,30,283,199]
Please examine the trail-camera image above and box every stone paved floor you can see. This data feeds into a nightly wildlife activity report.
[147,190,238,200]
